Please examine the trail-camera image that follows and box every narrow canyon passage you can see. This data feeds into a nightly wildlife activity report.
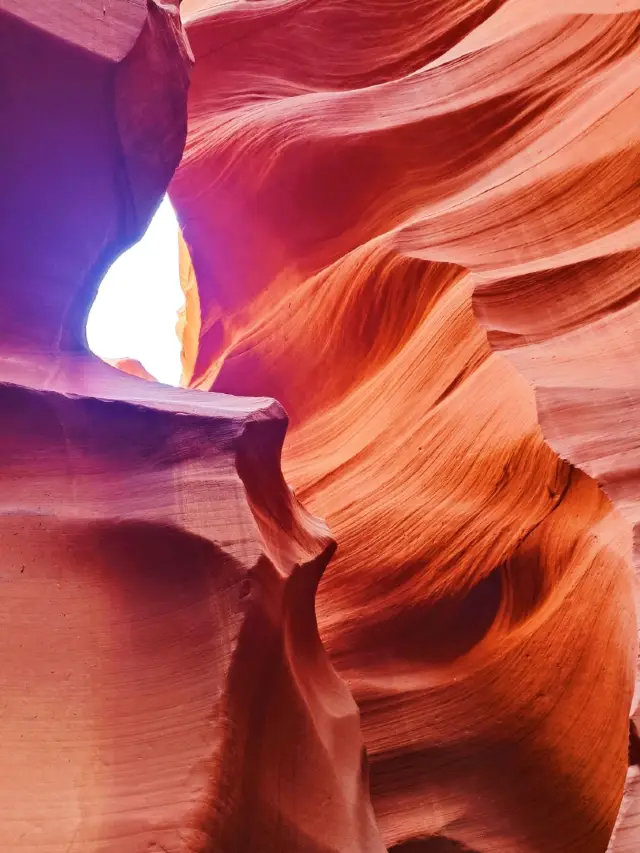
[1,1,639,852]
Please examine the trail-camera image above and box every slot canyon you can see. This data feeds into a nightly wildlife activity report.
[1,1,639,851]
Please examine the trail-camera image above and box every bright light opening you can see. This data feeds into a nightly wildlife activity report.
[86,195,184,386]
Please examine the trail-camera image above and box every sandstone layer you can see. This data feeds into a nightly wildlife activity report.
[170,2,640,851]
[0,355,383,853]
[0,2,382,851]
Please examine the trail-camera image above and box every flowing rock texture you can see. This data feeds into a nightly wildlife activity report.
[169,1,640,851]
[2,0,640,851]
[0,2,382,851]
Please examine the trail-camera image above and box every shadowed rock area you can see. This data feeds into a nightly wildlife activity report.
[0,2,383,851]
[169,2,640,851]
[1,1,639,852]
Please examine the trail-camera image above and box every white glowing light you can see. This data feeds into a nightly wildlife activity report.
[86,195,184,386]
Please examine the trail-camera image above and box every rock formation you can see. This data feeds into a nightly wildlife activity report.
[169,1,640,851]
[0,2,382,851]
[107,357,156,381]
[2,0,639,852]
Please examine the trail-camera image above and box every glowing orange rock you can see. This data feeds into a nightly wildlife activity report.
[170,2,640,850]
[107,356,155,381]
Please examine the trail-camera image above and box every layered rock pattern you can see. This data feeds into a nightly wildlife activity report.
[2,0,639,850]
[0,2,381,851]
[170,2,640,851]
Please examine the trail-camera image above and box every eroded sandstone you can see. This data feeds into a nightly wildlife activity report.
[169,2,640,850]
[0,2,382,850]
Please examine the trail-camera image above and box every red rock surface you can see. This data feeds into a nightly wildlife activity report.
[107,357,156,381]
[0,2,382,851]
[169,2,640,851]
[2,0,639,851]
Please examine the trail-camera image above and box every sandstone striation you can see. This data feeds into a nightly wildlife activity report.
[0,355,383,853]
[0,2,382,851]
[170,1,640,851]
[2,0,639,851]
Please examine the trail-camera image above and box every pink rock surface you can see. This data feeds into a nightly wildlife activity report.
[0,3,382,851]
[2,1,639,851]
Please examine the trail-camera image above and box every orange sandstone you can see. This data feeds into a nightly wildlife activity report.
[170,2,640,851]
[1,0,638,851]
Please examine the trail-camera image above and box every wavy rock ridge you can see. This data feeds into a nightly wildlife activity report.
[170,1,640,851]
[0,2,381,851]
[1,0,639,851]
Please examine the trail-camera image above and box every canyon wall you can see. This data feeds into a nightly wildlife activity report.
[1,0,638,850]
[170,1,640,850]
[0,2,382,850]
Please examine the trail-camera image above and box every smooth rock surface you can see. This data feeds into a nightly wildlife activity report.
[170,2,640,850]
[0,3,383,851]
[0,355,383,852]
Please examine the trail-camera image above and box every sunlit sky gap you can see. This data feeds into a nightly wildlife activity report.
[86,195,185,386]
